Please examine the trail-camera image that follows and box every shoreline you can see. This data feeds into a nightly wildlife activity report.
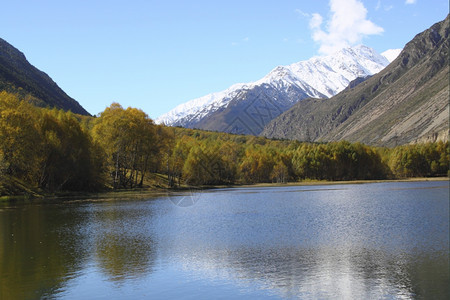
[233,177,449,189]
[1,177,448,202]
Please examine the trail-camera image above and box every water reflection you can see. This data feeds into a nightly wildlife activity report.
[0,202,90,299]
[91,202,157,283]
[156,183,449,299]
[165,245,448,299]
[0,200,159,299]
[0,182,448,299]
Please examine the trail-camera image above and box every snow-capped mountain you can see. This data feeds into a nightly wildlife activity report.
[156,45,395,134]
[381,48,402,63]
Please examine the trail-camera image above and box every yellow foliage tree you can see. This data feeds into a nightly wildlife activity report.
[0,91,41,182]
[92,103,157,189]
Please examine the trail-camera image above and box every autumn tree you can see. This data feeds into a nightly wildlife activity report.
[271,160,288,183]
[388,142,449,178]
[0,91,41,182]
[292,143,332,180]
[167,135,194,187]
[37,109,97,191]
[92,103,157,189]
[239,146,276,183]
[182,141,234,185]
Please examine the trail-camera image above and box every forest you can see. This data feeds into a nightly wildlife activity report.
[0,91,449,196]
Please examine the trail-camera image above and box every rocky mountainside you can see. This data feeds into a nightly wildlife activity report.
[262,15,449,147]
[156,45,392,135]
[0,38,89,115]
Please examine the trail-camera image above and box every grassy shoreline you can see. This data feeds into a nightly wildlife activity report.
[235,177,449,188]
[1,177,448,202]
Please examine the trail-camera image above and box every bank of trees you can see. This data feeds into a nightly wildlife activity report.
[1,93,448,195]
[0,91,100,192]
[386,143,449,178]
[291,142,387,181]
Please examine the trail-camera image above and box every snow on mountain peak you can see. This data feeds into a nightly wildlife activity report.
[156,45,390,126]
[381,48,403,63]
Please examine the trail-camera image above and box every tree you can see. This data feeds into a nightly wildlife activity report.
[168,135,193,187]
[0,91,41,182]
[92,103,157,189]
[388,145,429,178]
[271,160,288,183]
[37,109,97,191]
[292,143,332,180]
[239,146,276,183]
[182,141,235,185]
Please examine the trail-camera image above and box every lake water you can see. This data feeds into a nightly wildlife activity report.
[0,181,448,299]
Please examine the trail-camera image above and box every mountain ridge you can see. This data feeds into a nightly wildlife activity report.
[0,37,90,115]
[156,45,395,135]
[262,15,449,146]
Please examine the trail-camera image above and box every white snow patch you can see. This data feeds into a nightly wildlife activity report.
[381,48,402,63]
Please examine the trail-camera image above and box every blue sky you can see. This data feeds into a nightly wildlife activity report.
[1,0,448,118]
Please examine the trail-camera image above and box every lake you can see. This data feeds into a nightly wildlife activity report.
[0,181,448,299]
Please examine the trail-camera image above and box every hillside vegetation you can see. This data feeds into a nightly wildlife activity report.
[1,91,448,197]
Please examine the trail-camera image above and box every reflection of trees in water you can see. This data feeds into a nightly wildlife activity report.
[0,200,159,298]
[400,252,449,300]
[171,245,449,299]
[95,233,155,282]
[92,202,157,283]
[0,202,90,299]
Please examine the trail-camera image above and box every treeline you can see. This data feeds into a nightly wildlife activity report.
[1,91,448,194]
[0,91,101,192]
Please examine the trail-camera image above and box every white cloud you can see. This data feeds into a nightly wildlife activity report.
[376,0,394,11]
[310,0,384,55]
[309,13,323,29]
[375,0,381,11]
[405,0,416,4]
[295,9,310,18]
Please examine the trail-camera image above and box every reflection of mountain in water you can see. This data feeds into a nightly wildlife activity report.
[1,184,448,299]
[166,245,448,299]
[156,185,449,299]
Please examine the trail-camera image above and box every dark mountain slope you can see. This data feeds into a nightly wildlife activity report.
[0,38,89,115]
[194,84,303,135]
[262,15,449,147]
